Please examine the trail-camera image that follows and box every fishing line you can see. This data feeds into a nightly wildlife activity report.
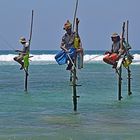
[0,33,15,51]
[86,55,102,62]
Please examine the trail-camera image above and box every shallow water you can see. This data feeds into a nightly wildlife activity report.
[0,51,140,140]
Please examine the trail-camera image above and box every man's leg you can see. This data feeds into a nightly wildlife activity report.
[103,53,119,68]
[103,54,114,65]
[14,56,24,69]
[66,60,73,70]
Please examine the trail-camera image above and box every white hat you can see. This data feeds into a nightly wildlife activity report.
[111,33,119,38]
[19,37,26,43]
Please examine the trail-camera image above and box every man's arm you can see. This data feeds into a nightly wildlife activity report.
[60,44,69,52]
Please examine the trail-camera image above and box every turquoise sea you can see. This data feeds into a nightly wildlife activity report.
[0,50,140,140]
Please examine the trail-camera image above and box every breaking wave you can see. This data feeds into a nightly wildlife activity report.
[0,53,140,65]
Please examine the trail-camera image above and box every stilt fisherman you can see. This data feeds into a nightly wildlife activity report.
[103,33,126,68]
[60,20,83,70]
[14,37,29,70]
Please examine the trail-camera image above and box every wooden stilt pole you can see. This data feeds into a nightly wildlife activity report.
[126,20,132,96]
[127,67,132,95]
[24,10,34,92]
[67,54,80,111]
[117,22,125,100]
[70,71,72,82]
[70,0,79,83]
[24,69,28,92]
[118,65,122,100]
[72,60,78,111]
[70,0,81,111]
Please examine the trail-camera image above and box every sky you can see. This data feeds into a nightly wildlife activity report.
[0,0,140,50]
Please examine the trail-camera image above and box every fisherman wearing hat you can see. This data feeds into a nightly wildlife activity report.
[60,20,82,70]
[14,37,29,70]
[103,32,125,68]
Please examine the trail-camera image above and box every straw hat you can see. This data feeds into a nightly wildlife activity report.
[111,32,119,38]
[19,37,26,43]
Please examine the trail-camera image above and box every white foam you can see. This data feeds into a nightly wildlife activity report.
[0,54,56,62]
[30,54,55,61]
[133,54,140,61]
[132,62,140,65]
[0,53,140,65]
[0,54,16,61]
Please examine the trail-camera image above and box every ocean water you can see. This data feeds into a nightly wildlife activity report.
[0,50,140,140]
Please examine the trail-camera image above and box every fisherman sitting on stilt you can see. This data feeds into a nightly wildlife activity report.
[61,20,83,70]
[60,20,77,70]
[55,20,83,71]
[14,37,29,70]
[103,33,126,69]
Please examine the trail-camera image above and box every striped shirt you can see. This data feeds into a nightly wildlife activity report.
[61,32,76,50]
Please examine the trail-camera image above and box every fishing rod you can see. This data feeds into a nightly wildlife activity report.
[72,0,79,32]
[67,53,76,70]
